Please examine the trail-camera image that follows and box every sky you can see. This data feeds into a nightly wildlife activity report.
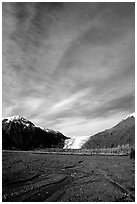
[2,2,135,137]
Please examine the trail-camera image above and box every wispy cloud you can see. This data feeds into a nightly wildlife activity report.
[2,2,135,136]
[52,88,90,111]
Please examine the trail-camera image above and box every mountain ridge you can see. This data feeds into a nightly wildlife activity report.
[2,115,68,150]
[82,116,135,149]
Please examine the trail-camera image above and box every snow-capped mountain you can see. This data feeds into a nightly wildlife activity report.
[2,115,68,150]
[37,126,61,135]
[3,115,35,126]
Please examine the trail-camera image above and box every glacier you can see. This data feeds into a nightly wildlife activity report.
[64,135,90,149]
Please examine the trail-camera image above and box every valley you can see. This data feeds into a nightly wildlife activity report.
[2,151,135,202]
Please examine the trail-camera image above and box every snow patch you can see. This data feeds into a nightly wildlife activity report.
[2,115,34,127]
[125,112,135,118]
[3,115,22,122]
[35,127,60,134]
[36,126,45,130]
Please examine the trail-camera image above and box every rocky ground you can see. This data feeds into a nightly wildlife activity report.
[2,151,135,202]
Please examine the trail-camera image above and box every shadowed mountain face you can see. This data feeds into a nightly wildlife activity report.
[82,116,135,149]
[2,116,68,150]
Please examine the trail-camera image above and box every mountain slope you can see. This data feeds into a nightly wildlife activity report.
[2,116,68,150]
[82,116,135,149]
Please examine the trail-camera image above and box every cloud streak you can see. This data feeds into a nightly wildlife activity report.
[2,2,135,136]
[52,88,90,110]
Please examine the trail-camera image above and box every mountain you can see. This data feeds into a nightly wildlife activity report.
[2,116,68,150]
[82,116,135,149]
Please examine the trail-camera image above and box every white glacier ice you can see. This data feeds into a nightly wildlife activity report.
[64,135,90,149]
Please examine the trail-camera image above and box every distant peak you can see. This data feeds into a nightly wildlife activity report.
[125,113,135,119]
[2,115,35,126]
[3,115,23,121]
